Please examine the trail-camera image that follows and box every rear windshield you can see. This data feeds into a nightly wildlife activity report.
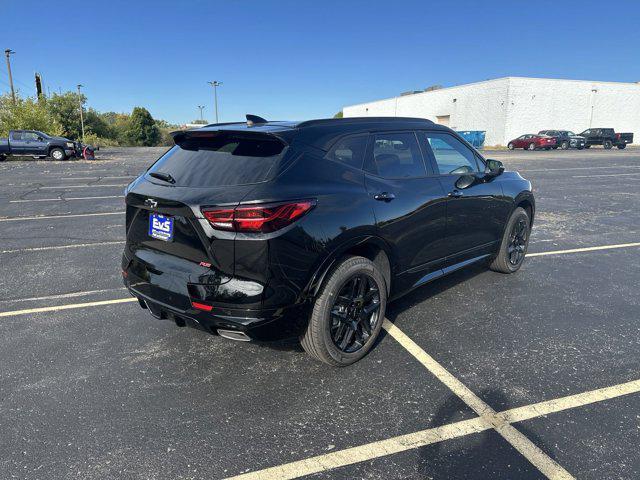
[147,133,286,187]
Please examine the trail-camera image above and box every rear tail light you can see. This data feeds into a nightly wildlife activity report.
[616,133,621,139]
[202,200,316,233]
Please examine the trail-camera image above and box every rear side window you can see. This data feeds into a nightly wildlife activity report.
[368,132,426,178]
[326,135,367,169]
[148,133,286,187]
[11,131,23,140]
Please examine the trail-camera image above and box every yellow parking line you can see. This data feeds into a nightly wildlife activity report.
[226,376,640,480]
[9,195,123,203]
[382,320,574,479]
[227,417,490,480]
[0,297,137,317]
[0,212,124,222]
[528,242,640,257]
[1,241,125,254]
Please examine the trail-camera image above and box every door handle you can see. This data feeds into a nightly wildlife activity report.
[373,192,396,202]
[448,190,463,198]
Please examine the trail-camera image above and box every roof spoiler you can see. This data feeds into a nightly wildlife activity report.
[246,114,268,126]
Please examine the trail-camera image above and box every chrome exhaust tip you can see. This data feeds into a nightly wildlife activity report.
[217,329,251,342]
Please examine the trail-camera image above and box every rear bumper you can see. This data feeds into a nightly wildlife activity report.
[127,285,309,341]
[122,250,310,341]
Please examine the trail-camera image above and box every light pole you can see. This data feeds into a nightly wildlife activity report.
[77,84,85,143]
[589,88,598,128]
[4,49,16,104]
[197,105,205,122]
[207,81,222,123]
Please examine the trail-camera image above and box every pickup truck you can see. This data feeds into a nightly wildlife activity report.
[0,130,76,161]
[578,128,634,150]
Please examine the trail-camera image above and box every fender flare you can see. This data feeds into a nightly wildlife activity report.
[304,234,394,299]
[513,191,536,225]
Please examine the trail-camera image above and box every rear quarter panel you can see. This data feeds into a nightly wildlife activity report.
[239,147,376,308]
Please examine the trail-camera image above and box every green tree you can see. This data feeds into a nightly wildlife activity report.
[124,107,160,146]
[0,94,64,136]
[46,92,85,139]
[333,111,343,118]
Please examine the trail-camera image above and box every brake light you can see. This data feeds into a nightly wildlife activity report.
[202,200,316,233]
[616,133,621,139]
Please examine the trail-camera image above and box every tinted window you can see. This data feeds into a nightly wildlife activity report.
[148,133,286,187]
[369,132,425,178]
[23,132,40,141]
[327,135,367,169]
[11,131,23,140]
[423,132,479,174]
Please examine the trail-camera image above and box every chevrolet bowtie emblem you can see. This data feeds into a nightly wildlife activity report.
[145,198,158,208]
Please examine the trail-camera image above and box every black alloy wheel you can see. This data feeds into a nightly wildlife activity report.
[330,273,381,353]
[507,217,528,267]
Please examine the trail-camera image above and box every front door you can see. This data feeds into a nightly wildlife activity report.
[22,131,47,155]
[364,131,448,289]
[419,131,509,265]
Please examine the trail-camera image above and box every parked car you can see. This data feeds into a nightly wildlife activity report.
[578,128,633,149]
[122,115,535,366]
[0,130,76,161]
[507,134,557,151]
[538,130,586,150]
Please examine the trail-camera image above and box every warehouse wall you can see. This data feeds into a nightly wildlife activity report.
[343,77,640,146]
[505,78,640,146]
[343,78,510,146]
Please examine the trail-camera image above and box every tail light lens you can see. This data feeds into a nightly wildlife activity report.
[202,200,316,233]
[616,133,621,139]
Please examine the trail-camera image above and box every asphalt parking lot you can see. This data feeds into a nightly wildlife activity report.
[1,146,639,480]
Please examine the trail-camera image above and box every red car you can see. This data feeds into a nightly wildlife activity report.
[508,134,557,151]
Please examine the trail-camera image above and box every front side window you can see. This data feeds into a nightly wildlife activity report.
[23,132,39,141]
[422,132,480,175]
[368,132,426,178]
[326,135,367,169]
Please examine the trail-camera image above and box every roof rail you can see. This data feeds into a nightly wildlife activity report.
[296,117,434,128]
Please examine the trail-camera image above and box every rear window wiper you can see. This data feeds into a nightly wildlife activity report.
[149,171,176,184]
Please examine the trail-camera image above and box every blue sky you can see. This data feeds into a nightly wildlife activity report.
[3,0,639,124]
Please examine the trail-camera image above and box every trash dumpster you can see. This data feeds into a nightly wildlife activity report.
[456,130,486,149]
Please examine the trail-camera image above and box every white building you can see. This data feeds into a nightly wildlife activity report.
[343,77,640,146]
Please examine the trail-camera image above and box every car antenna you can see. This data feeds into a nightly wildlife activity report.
[246,114,268,126]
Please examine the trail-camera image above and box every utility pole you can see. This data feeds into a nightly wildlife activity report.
[77,84,85,143]
[197,105,205,121]
[4,49,16,104]
[207,81,222,123]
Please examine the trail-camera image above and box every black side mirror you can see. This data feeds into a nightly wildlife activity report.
[485,159,504,177]
[37,136,44,141]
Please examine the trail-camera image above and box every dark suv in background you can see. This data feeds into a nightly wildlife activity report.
[538,130,585,150]
[122,116,534,366]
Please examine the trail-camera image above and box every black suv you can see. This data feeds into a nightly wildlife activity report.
[122,116,534,366]
[538,130,586,150]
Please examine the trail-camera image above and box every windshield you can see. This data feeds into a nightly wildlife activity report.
[147,133,286,187]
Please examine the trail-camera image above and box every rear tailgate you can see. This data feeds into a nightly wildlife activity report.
[617,133,633,144]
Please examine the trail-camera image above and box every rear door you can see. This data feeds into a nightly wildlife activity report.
[364,131,448,282]
[419,131,509,264]
[9,131,27,153]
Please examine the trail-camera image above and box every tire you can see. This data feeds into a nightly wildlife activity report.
[584,145,591,149]
[527,143,536,151]
[552,146,559,150]
[560,141,569,150]
[50,147,66,160]
[489,207,530,274]
[617,144,626,150]
[507,142,515,150]
[300,255,387,366]
[603,140,613,150]
[577,146,584,150]
[0,154,6,162]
